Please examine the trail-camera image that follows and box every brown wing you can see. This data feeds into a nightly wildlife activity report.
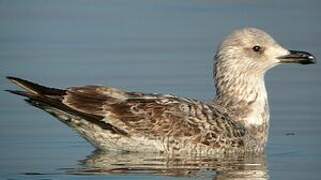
[7,77,245,150]
[105,97,200,137]
[63,86,196,137]
[106,97,246,149]
[62,86,129,116]
[63,86,246,148]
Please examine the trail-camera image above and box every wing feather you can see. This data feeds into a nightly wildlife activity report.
[62,86,246,148]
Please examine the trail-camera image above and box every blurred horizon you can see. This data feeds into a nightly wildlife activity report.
[1,0,321,179]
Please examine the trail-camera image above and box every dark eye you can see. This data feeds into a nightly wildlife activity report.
[252,45,261,52]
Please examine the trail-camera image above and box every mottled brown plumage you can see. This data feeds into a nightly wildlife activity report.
[6,28,315,154]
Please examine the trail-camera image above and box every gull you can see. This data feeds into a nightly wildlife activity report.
[6,28,316,154]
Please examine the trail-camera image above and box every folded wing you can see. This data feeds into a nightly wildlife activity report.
[7,76,246,151]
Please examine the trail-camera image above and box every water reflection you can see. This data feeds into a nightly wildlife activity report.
[72,151,268,179]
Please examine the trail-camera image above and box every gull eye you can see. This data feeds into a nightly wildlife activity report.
[252,45,261,52]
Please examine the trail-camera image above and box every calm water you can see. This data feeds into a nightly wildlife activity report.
[1,0,321,179]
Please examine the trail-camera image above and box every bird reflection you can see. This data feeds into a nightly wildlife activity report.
[70,151,268,179]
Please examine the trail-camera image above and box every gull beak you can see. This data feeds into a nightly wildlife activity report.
[277,50,316,65]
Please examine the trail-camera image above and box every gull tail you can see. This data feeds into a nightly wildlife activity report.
[6,76,77,118]
[5,76,102,121]
[5,76,124,130]
[6,76,130,149]
[6,76,66,97]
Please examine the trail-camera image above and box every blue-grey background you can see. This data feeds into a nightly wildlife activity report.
[0,0,321,179]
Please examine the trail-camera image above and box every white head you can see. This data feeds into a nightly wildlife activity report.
[213,28,315,149]
[214,28,316,98]
[215,28,315,77]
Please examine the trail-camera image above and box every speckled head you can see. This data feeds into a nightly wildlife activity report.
[214,28,316,136]
[215,28,316,76]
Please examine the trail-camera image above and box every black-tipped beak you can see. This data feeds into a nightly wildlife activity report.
[277,50,316,65]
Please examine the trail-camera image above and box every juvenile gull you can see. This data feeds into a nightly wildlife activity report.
[7,28,316,154]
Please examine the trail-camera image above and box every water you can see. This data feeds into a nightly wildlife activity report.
[0,0,321,179]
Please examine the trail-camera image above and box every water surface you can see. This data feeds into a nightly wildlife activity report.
[1,0,321,179]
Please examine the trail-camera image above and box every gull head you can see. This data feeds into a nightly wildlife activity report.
[215,28,316,76]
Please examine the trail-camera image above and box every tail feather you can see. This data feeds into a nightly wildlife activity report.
[5,76,128,135]
[6,76,79,118]
[5,90,33,97]
[6,76,65,96]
